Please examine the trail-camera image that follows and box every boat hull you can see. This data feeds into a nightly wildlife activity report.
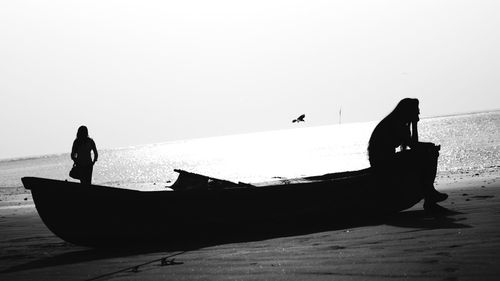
[22,169,423,247]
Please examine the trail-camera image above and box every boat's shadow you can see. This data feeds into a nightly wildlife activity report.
[1,206,470,275]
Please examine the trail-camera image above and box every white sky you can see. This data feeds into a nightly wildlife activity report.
[1,0,499,159]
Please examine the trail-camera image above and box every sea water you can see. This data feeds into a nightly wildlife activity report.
[1,111,499,191]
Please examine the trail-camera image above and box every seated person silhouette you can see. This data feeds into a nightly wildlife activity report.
[71,126,98,185]
[368,98,447,211]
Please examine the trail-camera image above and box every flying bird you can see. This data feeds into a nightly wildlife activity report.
[292,114,305,123]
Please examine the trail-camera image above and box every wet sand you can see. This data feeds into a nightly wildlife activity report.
[1,171,499,281]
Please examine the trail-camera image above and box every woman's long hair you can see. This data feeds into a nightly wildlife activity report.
[75,125,89,145]
[386,98,419,124]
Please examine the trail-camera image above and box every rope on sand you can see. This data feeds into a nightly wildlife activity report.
[84,251,187,281]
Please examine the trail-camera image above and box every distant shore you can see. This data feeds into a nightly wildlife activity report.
[1,167,499,281]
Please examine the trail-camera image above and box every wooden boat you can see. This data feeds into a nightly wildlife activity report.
[22,168,424,248]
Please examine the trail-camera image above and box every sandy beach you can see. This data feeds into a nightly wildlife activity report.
[1,169,499,281]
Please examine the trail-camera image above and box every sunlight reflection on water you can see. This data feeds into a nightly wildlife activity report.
[95,122,376,187]
[1,111,499,190]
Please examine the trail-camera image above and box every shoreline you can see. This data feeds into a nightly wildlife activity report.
[1,170,499,280]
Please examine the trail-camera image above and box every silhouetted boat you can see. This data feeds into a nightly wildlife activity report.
[22,168,424,247]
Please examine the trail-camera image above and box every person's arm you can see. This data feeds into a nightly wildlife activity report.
[411,120,419,146]
[400,123,411,151]
[92,139,98,164]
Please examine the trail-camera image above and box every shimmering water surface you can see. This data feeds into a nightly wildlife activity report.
[1,111,499,190]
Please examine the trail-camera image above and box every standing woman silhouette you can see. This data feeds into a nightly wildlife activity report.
[71,126,98,185]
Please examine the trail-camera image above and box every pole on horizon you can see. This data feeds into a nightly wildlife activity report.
[339,107,342,124]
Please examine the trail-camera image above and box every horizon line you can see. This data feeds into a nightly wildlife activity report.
[1,108,498,162]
